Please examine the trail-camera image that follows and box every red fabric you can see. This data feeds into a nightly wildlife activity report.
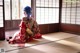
[19,21,26,34]
[34,33,42,39]
[19,21,26,29]
[9,33,26,44]
[8,19,42,44]
[9,21,27,44]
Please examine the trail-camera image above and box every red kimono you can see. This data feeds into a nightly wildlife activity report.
[8,18,42,44]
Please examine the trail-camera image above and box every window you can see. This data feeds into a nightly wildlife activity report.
[4,0,11,20]
[12,0,31,20]
[0,0,3,27]
[0,0,3,5]
[61,0,80,25]
[76,8,80,25]
[36,0,59,24]
[12,0,19,20]
[5,0,31,20]
[20,0,31,19]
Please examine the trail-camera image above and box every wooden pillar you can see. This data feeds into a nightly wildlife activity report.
[59,0,62,31]
[31,0,36,20]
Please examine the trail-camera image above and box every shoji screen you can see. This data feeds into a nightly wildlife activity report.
[0,0,3,27]
[61,0,80,25]
[36,0,59,24]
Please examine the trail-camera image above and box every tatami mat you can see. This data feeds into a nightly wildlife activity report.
[6,41,79,53]
[0,32,80,53]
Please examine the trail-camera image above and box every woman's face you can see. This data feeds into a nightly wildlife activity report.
[24,11,28,17]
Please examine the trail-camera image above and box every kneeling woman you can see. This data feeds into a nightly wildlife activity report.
[8,6,42,44]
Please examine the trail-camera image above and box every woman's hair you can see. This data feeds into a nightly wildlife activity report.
[24,6,32,18]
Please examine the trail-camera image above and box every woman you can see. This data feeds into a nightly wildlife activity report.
[8,6,42,44]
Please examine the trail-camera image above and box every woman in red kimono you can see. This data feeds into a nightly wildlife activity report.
[7,6,42,44]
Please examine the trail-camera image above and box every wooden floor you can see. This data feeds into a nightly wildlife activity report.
[0,30,80,53]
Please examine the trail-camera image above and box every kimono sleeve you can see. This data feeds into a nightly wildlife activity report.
[19,21,25,28]
[33,21,40,33]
